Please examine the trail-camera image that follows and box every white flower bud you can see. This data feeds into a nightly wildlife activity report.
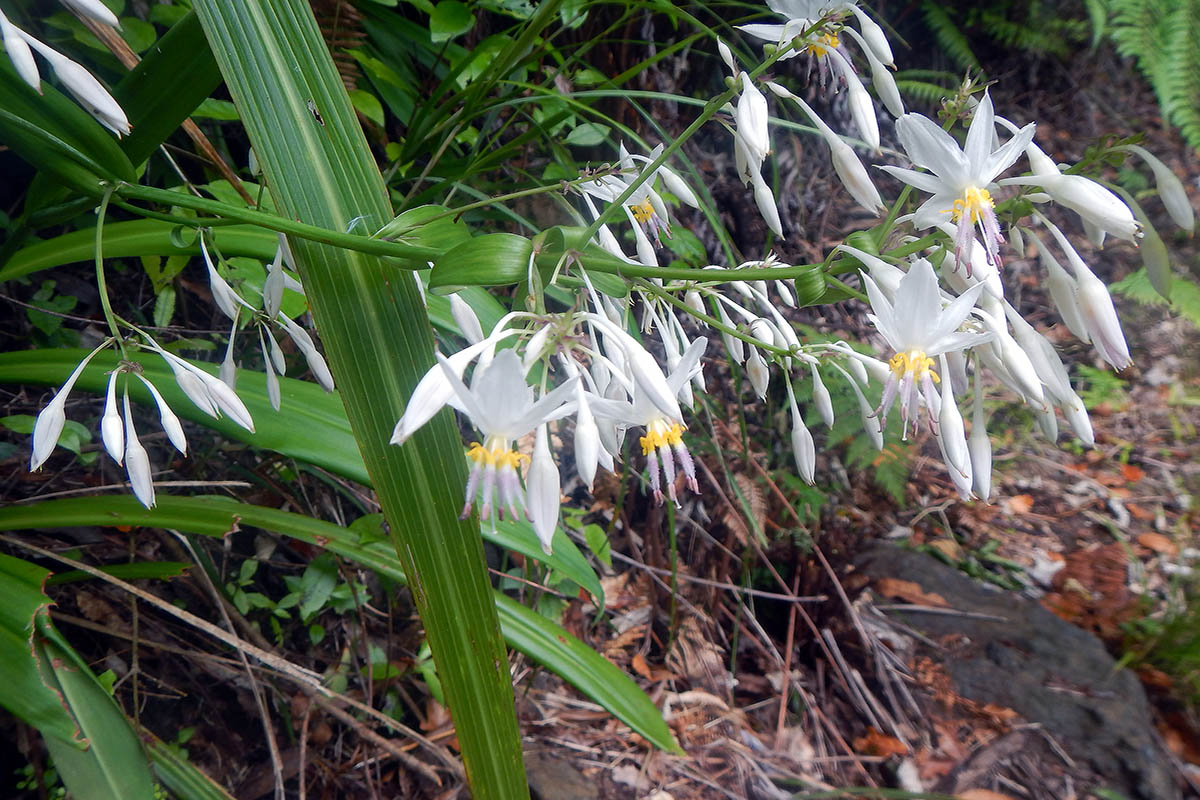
[526,424,561,555]
[101,369,124,464]
[746,348,770,399]
[122,392,155,508]
[786,384,815,485]
[1123,144,1194,233]
[449,293,484,344]
[969,381,992,501]
[0,11,40,90]
[1044,222,1131,369]
[136,375,187,455]
[30,344,104,471]
[810,363,834,428]
[22,33,129,136]
[60,0,121,27]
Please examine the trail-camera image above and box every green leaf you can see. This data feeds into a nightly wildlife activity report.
[495,594,680,753]
[430,232,533,293]
[487,519,603,607]
[191,1,526,795]
[191,98,241,121]
[0,61,135,192]
[348,89,386,128]
[0,220,278,282]
[430,1,476,42]
[1111,268,1200,329]
[0,553,84,744]
[39,637,158,800]
[298,555,338,621]
[116,11,224,166]
[46,561,190,586]
[563,122,610,146]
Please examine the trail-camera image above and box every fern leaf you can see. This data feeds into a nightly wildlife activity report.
[921,1,981,72]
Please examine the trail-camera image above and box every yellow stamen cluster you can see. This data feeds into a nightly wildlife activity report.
[889,351,940,382]
[949,186,995,224]
[467,442,529,469]
[630,200,656,225]
[809,32,840,56]
[639,421,685,456]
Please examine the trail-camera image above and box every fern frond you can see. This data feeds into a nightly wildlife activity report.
[921,1,981,72]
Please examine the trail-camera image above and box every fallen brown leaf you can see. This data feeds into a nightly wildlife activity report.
[875,577,949,608]
[1137,532,1178,557]
[1121,463,1146,482]
[852,726,908,757]
[958,790,1018,800]
[1006,494,1033,514]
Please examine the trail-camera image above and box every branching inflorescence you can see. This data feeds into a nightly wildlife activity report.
[20,0,1193,548]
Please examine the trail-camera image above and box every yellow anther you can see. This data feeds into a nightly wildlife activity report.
[888,351,940,382]
[948,186,994,224]
[639,421,686,455]
[630,200,655,225]
[809,32,840,56]
[466,442,529,468]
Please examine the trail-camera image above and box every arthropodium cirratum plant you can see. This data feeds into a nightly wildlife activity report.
[8,0,1194,796]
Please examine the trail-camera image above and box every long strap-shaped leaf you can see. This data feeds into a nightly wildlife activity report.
[189,2,527,795]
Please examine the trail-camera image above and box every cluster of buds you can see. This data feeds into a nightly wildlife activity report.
[28,230,335,507]
[30,336,255,508]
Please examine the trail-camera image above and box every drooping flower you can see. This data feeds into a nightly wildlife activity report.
[881,94,1035,272]
[863,259,991,436]
[29,341,110,471]
[589,329,708,506]
[434,349,577,521]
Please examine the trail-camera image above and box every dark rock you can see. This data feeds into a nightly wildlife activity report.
[855,543,1179,800]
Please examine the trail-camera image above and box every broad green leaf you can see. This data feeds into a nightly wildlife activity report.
[430,1,476,42]
[0,554,83,744]
[0,220,277,282]
[495,594,680,753]
[116,11,224,166]
[563,122,610,146]
[430,232,532,293]
[0,497,674,751]
[39,636,158,800]
[488,519,603,607]
[191,1,525,794]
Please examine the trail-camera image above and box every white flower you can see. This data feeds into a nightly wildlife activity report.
[968,376,992,501]
[863,259,991,436]
[997,138,1139,242]
[881,94,1035,271]
[809,361,835,427]
[29,342,108,470]
[135,374,187,455]
[591,335,708,505]
[1027,229,1089,342]
[100,369,124,464]
[436,349,577,520]
[730,74,784,238]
